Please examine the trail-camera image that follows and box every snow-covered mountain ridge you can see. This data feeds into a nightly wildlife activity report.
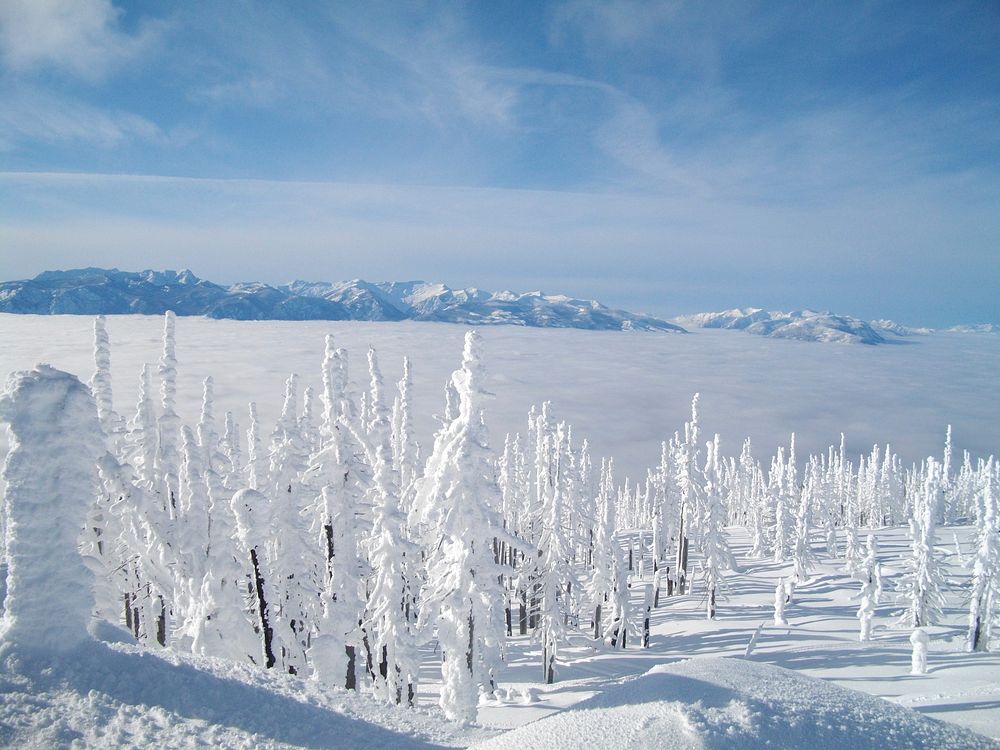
[673,307,995,344]
[672,308,887,344]
[0,268,683,332]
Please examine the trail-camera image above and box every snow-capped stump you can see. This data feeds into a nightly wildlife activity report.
[0,365,104,655]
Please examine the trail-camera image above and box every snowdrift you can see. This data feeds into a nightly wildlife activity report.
[472,658,999,750]
[0,634,494,749]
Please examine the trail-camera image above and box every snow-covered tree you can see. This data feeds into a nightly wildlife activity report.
[414,331,509,723]
[899,458,946,628]
[0,366,105,654]
[968,469,999,652]
[90,315,120,441]
[857,534,880,642]
[245,402,267,491]
[125,364,158,488]
[364,438,419,704]
[700,435,735,619]
[156,311,181,511]
[231,488,278,669]
[773,577,788,626]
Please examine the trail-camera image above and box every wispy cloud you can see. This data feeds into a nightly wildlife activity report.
[0,0,163,81]
[0,87,165,150]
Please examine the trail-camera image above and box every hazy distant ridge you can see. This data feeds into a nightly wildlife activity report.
[0,268,684,333]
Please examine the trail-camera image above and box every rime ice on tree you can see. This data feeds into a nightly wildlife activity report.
[0,365,105,654]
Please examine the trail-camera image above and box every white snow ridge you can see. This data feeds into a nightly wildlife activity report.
[473,658,996,750]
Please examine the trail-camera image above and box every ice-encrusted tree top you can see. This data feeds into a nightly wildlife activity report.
[0,365,104,654]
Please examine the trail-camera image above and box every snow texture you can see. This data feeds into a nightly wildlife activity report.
[472,657,997,750]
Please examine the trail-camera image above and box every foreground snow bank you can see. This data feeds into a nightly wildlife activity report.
[473,658,998,750]
[0,634,498,749]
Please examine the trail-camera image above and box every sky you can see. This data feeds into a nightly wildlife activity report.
[0,0,998,326]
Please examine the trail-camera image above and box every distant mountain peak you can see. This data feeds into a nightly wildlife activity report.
[0,268,684,332]
[673,308,887,344]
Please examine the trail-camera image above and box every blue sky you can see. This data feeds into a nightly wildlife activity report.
[1,1,998,325]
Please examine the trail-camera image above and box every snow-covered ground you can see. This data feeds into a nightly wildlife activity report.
[1,526,997,748]
[0,314,998,748]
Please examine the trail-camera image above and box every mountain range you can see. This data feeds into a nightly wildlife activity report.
[0,268,684,332]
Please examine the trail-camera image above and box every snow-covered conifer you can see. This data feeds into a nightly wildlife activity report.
[364,438,419,704]
[415,331,509,723]
[245,402,267,491]
[156,311,181,510]
[857,534,880,642]
[701,435,735,619]
[90,315,119,440]
[125,364,158,487]
[899,458,946,628]
[968,470,999,652]
[220,410,243,489]
[231,488,278,669]
[391,356,420,494]
[910,627,929,675]
[0,366,105,654]
[773,577,788,626]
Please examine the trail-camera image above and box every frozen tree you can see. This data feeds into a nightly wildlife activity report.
[231,488,278,669]
[0,366,105,654]
[857,534,880,642]
[414,331,509,723]
[673,394,700,594]
[968,470,999,652]
[792,460,818,582]
[300,385,321,455]
[771,450,790,563]
[773,577,788,626]
[587,459,616,639]
[364,438,419,704]
[843,525,863,578]
[535,422,579,682]
[156,311,181,510]
[910,627,929,675]
[90,315,119,440]
[363,345,388,438]
[125,364,158,488]
[391,356,420,494]
[245,402,267,491]
[220,410,243,490]
[310,486,367,690]
[701,435,735,619]
[268,374,319,675]
[899,458,946,628]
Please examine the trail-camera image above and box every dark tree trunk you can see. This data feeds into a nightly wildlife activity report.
[156,595,167,647]
[250,549,276,668]
[519,590,528,635]
[466,613,475,674]
[345,645,357,690]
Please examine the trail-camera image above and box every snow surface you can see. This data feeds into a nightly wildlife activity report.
[473,657,996,750]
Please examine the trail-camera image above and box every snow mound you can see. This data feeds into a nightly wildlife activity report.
[472,658,998,750]
[0,639,495,749]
